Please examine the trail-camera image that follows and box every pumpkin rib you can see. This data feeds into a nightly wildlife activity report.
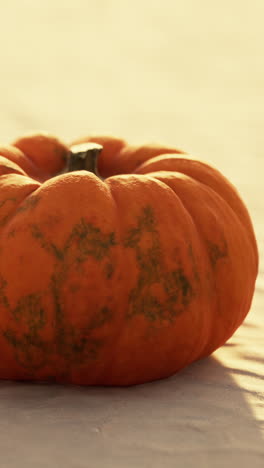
[0,145,42,181]
[146,173,217,360]
[90,178,128,385]
[104,174,213,383]
[12,133,68,177]
[0,171,122,384]
[145,173,218,365]
[0,173,40,231]
[102,179,137,383]
[135,156,258,273]
[105,175,187,381]
[0,155,27,177]
[148,171,256,356]
[114,144,185,175]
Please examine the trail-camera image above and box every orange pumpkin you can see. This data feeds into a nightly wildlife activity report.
[0,132,258,385]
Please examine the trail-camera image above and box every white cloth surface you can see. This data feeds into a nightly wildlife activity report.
[0,1,263,467]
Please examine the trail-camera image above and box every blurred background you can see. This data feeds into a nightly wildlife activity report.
[1,1,263,180]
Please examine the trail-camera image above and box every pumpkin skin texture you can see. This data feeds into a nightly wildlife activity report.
[0,133,258,386]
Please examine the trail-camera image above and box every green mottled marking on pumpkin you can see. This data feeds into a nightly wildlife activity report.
[0,197,18,226]
[207,239,228,267]
[51,270,113,364]
[60,307,112,365]
[104,262,115,279]
[7,228,17,238]
[124,206,155,248]
[12,294,45,328]
[31,217,116,264]
[0,276,10,310]
[17,195,41,213]
[66,218,116,262]
[51,270,109,364]
[31,224,65,260]
[125,205,194,323]
[88,306,113,330]
[2,216,116,373]
[50,272,64,326]
[30,220,116,368]
[3,293,51,370]
[0,195,39,228]
[165,269,193,306]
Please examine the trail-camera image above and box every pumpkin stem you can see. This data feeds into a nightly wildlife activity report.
[67,142,103,177]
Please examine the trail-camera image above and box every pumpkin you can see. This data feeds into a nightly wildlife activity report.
[0,132,258,386]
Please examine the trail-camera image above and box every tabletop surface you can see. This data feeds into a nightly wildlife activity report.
[0,1,263,467]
